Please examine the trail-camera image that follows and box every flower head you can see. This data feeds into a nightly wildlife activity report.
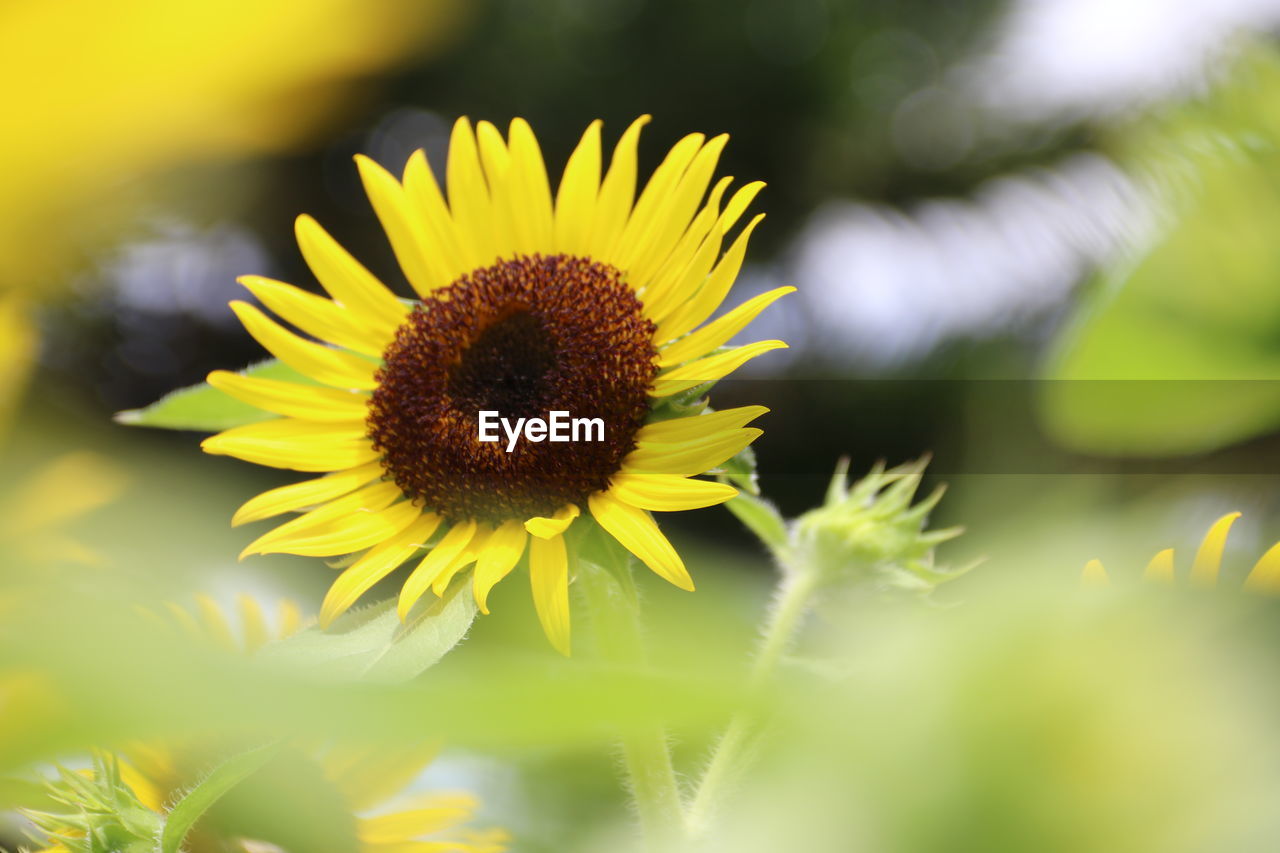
[202,117,791,653]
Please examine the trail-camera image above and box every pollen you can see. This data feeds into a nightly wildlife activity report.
[367,254,658,524]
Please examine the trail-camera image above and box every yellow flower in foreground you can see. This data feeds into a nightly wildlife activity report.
[1083,511,1280,593]
[203,116,792,653]
[117,596,508,853]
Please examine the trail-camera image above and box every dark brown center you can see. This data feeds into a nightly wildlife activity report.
[367,254,658,524]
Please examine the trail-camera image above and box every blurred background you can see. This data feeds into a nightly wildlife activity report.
[9,0,1280,850]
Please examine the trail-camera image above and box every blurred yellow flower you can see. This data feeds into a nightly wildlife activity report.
[203,116,790,653]
[0,0,464,292]
[1083,510,1280,593]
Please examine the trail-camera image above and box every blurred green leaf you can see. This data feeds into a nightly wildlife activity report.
[1042,44,1280,455]
[160,740,283,853]
[257,583,477,683]
[113,359,304,432]
[725,492,789,555]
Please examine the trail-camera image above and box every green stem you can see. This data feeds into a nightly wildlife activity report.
[578,551,685,850]
[686,567,819,837]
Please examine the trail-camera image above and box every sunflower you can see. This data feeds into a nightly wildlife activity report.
[202,116,791,653]
[27,595,508,853]
[1083,511,1280,593]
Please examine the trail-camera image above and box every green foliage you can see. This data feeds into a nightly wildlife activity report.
[113,359,304,432]
[1042,44,1280,455]
[159,741,283,853]
[24,754,162,853]
[258,584,478,683]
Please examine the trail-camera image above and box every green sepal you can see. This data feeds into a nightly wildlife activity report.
[114,359,310,432]
[159,740,285,853]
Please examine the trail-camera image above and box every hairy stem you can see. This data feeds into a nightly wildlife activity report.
[687,568,818,837]
[578,553,685,850]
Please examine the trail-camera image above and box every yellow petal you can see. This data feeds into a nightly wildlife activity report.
[1082,558,1109,586]
[320,513,440,627]
[653,340,788,397]
[1190,511,1241,586]
[195,593,236,651]
[446,117,497,268]
[202,418,377,472]
[321,744,439,813]
[431,525,491,597]
[639,180,729,320]
[1143,548,1175,584]
[635,405,769,444]
[357,793,479,843]
[529,533,571,656]
[658,286,795,367]
[238,594,269,652]
[554,120,602,255]
[278,600,303,638]
[472,519,528,614]
[403,149,469,284]
[240,481,405,556]
[623,134,729,287]
[588,115,649,260]
[588,490,694,590]
[608,473,737,512]
[231,461,385,526]
[624,428,763,477]
[398,520,476,621]
[1245,541,1280,595]
[524,503,580,539]
[230,301,378,390]
[207,370,369,422]
[475,120,519,254]
[355,153,447,297]
[719,180,767,235]
[610,131,704,266]
[294,214,407,333]
[508,117,555,249]
[237,275,386,357]
[654,213,766,344]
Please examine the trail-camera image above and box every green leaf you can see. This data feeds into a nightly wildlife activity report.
[718,443,761,495]
[160,740,283,853]
[114,359,307,432]
[725,491,789,554]
[257,580,477,683]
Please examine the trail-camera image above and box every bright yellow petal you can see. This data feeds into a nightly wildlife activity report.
[1082,559,1109,586]
[622,134,729,287]
[431,526,491,597]
[207,370,369,423]
[403,149,469,284]
[398,520,476,620]
[508,117,555,250]
[635,405,769,444]
[1244,541,1280,594]
[638,178,730,320]
[1190,511,1241,586]
[524,503,580,539]
[357,793,479,844]
[230,301,378,390]
[294,214,407,333]
[624,428,763,477]
[472,519,528,614]
[654,213,766,344]
[1143,548,1175,584]
[718,180,767,235]
[232,462,385,526]
[321,514,441,627]
[588,491,694,590]
[237,274,387,357]
[201,418,377,472]
[554,120,602,255]
[356,154,448,297]
[658,286,796,367]
[240,481,406,556]
[529,533,570,656]
[588,115,649,260]
[608,473,737,512]
[475,120,519,254]
[446,117,497,268]
[653,340,788,397]
[610,131,704,266]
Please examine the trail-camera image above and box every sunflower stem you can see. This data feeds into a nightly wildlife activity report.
[686,566,819,838]
[578,552,686,850]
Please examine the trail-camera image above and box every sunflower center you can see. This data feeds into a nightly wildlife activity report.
[367,254,658,524]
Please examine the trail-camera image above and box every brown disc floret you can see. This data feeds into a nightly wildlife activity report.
[367,254,658,524]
